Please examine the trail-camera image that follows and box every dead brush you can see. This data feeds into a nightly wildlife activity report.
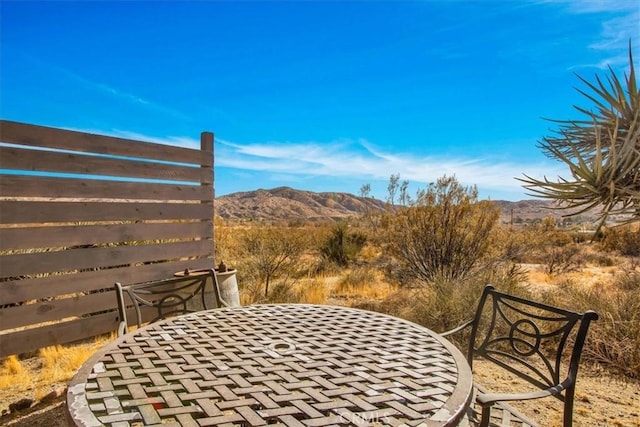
[547,274,640,379]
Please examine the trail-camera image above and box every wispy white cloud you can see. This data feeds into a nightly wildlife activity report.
[215,137,565,197]
[556,0,637,14]
[546,0,640,69]
[65,128,566,199]
[63,127,200,149]
[110,130,199,149]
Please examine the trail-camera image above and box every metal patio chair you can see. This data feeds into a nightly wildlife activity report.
[115,268,229,336]
[442,284,598,427]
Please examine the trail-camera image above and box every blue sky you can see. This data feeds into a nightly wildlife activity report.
[1,0,638,201]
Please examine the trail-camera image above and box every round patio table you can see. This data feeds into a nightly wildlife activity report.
[67,304,473,426]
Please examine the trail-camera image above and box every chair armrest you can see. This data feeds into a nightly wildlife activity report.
[440,319,474,337]
[477,381,569,406]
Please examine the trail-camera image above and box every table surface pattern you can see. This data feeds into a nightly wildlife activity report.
[67,304,473,427]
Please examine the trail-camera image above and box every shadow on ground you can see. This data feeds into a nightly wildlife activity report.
[1,396,67,427]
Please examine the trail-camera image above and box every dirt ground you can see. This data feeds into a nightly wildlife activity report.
[1,358,639,426]
[473,360,640,426]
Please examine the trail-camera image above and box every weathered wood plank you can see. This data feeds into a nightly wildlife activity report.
[0,222,213,251]
[201,132,214,184]
[0,121,216,358]
[0,175,214,200]
[200,166,213,185]
[0,240,212,278]
[0,120,211,167]
[0,258,214,305]
[0,201,213,224]
[0,312,118,358]
[0,146,203,182]
[0,290,117,330]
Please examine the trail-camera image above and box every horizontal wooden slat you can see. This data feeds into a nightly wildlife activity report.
[0,200,213,224]
[0,290,117,330]
[0,311,117,358]
[0,146,203,183]
[0,175,213,200]
[0,120,211,167]
[0,121,216,358]
[0,222,213,251]
[0,258,214,305]
[0,240,212,278]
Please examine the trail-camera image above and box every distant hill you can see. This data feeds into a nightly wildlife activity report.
[215,187,603,224]
[215,187,387,221]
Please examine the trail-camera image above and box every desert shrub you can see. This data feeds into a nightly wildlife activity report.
[238,279,263,305]
[479,226,536,285]
[487,227,534,264]
[352,288,416,320]
[540,244,584,275]
[602,226,640,256]
[264,282,300,303]
[406,280,487,335]
[356,244,380,263]
[319,222,367,266]
[368,275,531,345]
[309,256,343,277]
[214,219,244,266]
[477,261,529,288]
[582,251,617,267]
[540,227,574,246]
[239,226,309,297]
[520,222,584,274]
[568,231,594,243]
[240,279,301,305]
[383,176,499,284]
[545,275,640,378]
[616,269,640,291]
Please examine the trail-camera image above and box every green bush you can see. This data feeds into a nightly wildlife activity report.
[319,222,367,266]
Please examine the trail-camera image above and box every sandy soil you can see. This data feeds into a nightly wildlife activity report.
[473,360,640,426]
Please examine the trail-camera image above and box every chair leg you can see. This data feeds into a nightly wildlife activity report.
[479,405,491,427]
[563,386,575,427]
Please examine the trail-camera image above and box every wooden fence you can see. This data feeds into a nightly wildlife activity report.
[0,120,215,357]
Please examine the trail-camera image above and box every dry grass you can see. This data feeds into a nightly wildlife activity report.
[34,345,99,399]
[0,357,26,389]
[296,278,331,304]
[333,267,395,299]
[0,336,112,408]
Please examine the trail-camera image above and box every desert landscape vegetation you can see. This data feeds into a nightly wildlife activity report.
[1,180,639,426]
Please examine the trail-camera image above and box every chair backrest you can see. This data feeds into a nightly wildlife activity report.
[115,269,226,335]
[466,285,598,419]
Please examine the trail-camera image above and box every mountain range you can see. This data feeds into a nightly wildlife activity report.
[215,187,601,224]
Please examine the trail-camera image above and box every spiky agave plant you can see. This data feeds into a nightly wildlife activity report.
[519,42,640,232]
